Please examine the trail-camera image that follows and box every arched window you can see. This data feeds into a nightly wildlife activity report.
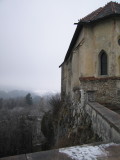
[99,50,107,75]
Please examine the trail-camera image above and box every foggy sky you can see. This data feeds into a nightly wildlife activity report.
[0,0,118,94]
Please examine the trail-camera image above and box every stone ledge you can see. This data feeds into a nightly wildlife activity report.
[79,76,120,81]
[88,102,120,133]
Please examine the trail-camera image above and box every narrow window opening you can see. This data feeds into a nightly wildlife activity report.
[99,51,107,75]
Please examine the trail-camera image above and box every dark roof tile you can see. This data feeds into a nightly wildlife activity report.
[81,2,120,23]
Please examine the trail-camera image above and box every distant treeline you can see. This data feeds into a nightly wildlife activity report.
[0,93,52,158]
[0,90,35,99]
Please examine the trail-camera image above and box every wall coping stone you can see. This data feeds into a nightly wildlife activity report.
[88,102,120,133]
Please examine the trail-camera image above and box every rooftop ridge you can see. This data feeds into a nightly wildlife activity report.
[107,1,119,5]
[81,7,102,22]
[81,1,120,23]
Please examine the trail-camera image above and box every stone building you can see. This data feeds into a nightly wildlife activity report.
[60,1,120,106]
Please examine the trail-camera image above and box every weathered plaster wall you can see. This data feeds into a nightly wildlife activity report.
[61,64,67,98]
[79,18,120,77]
[61,17,120,104]
[61,28,85,98]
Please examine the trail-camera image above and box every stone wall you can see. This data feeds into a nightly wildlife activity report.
[58,86,120,148]
[80,77,120,106]
[85,102,120,143]
[53,98,101,149]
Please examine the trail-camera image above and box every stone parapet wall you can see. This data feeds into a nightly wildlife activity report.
[79,76,120,106]
[86,102,120,143]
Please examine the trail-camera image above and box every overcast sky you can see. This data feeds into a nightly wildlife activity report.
[0,0,119,93]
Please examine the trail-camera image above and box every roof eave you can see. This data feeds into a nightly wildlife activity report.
[59,23,83,68]
[59,13,120,68]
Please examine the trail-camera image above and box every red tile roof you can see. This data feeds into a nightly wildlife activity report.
[60,2,120,67]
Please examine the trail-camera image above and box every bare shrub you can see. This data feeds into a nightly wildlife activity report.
[49,94,62,116]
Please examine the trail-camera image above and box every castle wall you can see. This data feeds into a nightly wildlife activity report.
[80,77,120,106]
[61,18,120,104]
[81,18,120,77]
[61,28,85,98]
